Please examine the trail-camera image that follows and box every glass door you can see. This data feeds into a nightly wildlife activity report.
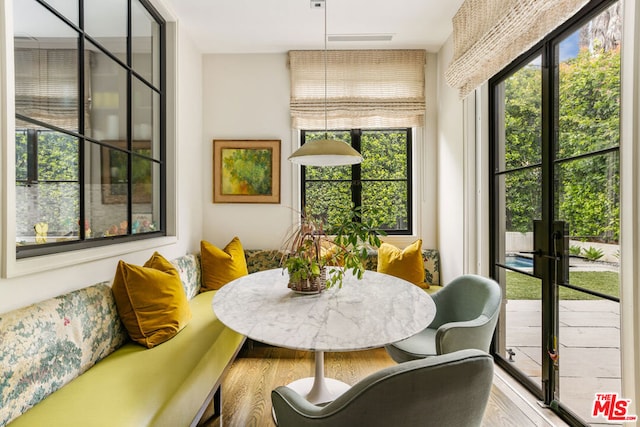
[492,51,546,396]
[490,1,622,425]
[554,13,621,422]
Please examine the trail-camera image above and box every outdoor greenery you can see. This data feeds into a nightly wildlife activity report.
[569,245,582,256]
[303,129,409,233]
[15,129,156,241]
[15,131,80,237]
[582,246,605,261]
[506,271,619,300]
[503,46,620,243]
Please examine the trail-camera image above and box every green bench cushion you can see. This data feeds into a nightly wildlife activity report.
[8,291,244,427]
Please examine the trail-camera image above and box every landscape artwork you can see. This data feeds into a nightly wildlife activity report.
[213,140,280,203]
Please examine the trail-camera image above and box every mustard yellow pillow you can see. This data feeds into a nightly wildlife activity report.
[377,239,428,289]
[201,237,248,291]
[111,252,192,348]
[320,239,343,266]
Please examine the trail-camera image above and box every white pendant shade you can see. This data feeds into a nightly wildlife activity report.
[288,139,363,166]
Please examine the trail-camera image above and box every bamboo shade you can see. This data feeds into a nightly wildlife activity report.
[289,49,426,129]
[14,48,89,131]
[445,0,590,99]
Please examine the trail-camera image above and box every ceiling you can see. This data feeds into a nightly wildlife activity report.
[165,0,465,54]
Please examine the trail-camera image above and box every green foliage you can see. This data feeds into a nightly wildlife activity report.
[15,131,80,237]
[503,47,620,243]
[15,131,28,180]
[283,240,322,283]
[569,245,582,256]
[37,132,78,181]
[327,206,385,287]
[506,271,619,300]
[501,63,543,233]
[304,130,409,232]
[582,246,604,261]
[281,206,385,289]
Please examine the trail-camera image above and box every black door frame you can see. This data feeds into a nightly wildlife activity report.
[488,0,620,425]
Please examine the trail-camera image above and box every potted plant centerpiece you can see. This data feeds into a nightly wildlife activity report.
[281,207,384,293]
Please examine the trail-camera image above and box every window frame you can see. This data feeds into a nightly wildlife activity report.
[13,0,167,259]
[300,128,413,235]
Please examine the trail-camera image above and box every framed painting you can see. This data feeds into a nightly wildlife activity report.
[101,140,153,204]
[213,139,281,203]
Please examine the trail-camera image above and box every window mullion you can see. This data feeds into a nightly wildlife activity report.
[351,129,362,213]
[27,129,38,184]
[300,131,308,211]
[126,0,133,235]
[78,27,86,240]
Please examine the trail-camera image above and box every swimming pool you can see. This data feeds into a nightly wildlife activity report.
[505,255,534,269]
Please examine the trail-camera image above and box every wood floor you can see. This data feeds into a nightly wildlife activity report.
[203,343,567,427]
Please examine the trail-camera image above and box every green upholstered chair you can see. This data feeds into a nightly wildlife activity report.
[385,274,502,363]
[271,349,494,427]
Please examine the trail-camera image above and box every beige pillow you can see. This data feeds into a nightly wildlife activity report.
[377,239,428,289]
[112,252,192,348]
[201,237,249,291]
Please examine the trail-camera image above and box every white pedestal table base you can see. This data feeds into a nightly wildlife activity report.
[287,350,350,405]
[272,350,350,423]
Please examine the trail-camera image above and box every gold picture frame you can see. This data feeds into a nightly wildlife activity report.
[213,139,281,204]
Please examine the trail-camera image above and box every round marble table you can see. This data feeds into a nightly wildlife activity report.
[212,268,436,404]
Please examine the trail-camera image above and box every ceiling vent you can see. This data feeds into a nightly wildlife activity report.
[327,34,394,42]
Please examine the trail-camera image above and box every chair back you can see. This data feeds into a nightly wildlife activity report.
[430,274,502,327]
[272,349,494,427]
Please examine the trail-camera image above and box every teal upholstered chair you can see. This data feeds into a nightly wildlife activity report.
[385,274,502,363]
[271,349,494,427]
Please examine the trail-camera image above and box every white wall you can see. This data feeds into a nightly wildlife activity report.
[0,17,204,314]
[420,53,439,250]
[172,24,204,254]
[436,36,465,284]
[201,54,295,250]
[201,52,440,253]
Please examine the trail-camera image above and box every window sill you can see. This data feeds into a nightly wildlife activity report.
[4,235,177,278]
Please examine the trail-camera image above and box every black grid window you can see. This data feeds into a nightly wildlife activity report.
[301,129,412,235]
[14,0,165,257]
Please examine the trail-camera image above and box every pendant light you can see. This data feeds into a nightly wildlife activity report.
[288,0,363,167]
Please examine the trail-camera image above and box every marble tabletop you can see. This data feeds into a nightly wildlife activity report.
[212,268,436,352]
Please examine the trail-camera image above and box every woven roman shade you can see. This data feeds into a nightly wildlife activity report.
[289,49,426,129]
[14,48,89,131]
[445,0,590,99]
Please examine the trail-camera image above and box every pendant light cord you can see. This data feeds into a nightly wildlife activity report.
[324,1,328,140]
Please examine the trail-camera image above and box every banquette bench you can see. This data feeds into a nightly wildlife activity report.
[0,245,440,426]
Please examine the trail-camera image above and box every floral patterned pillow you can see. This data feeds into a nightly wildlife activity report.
[171,254,202,299]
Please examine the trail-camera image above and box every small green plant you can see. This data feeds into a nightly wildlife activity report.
[324,206,385,287]
[283,239,323,283]
[582,246,604,261]
[569,245,582,256]
[281,206,384,290]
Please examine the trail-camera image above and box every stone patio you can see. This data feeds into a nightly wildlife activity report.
[505,298,622,426]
